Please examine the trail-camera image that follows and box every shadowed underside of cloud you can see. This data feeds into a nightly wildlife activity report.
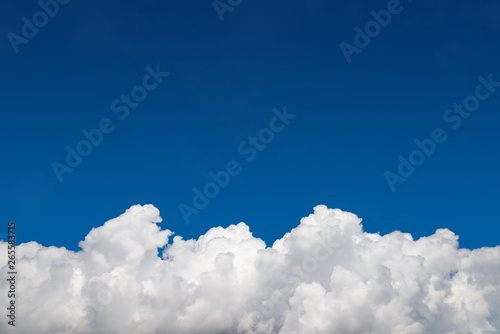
[1,205,499,334]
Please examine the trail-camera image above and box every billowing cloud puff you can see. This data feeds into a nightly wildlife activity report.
[1,205,499,334]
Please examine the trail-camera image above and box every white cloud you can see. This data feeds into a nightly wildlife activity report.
[1,204,499,334]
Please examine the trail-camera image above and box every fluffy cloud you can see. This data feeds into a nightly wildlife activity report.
[1,204,499,334]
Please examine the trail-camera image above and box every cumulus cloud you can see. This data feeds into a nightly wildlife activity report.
[1,204,499,334]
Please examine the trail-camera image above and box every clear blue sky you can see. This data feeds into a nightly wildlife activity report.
[1,0,499,250]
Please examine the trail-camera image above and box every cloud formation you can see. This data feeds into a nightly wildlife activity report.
[1,205,499,334]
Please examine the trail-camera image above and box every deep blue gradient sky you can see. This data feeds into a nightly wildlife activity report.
[1,0,499,251]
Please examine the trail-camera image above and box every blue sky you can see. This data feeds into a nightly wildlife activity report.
[1,0,499,251]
